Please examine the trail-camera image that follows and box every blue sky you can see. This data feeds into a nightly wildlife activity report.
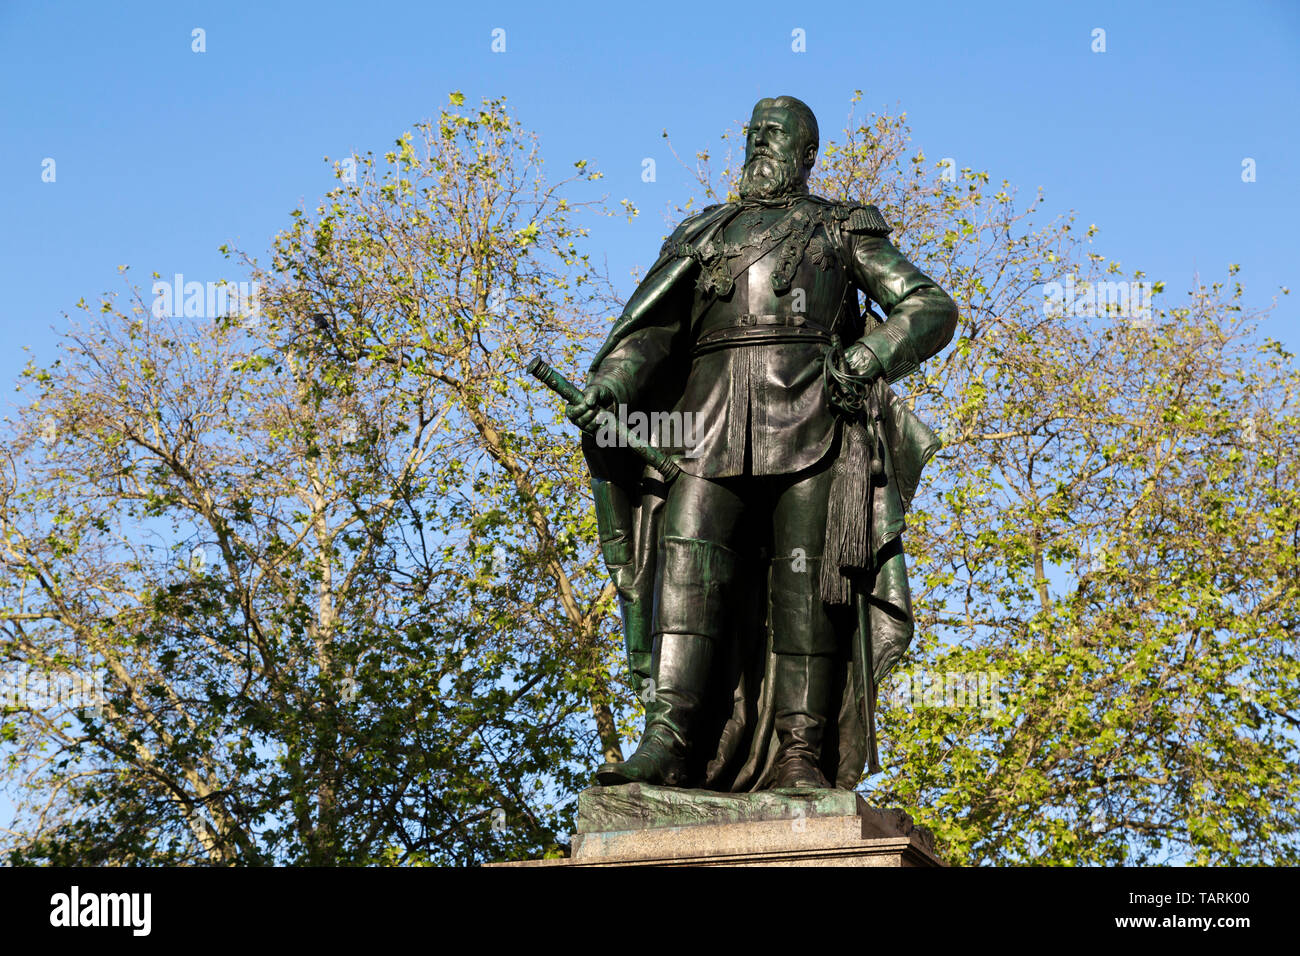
[1,0,1297,850]
[2,0,1297,394]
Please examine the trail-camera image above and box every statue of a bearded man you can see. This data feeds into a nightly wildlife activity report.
[568,95,958,792]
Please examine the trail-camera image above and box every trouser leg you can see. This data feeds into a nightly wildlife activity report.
[769,460,839,788]
[596,472,745,787]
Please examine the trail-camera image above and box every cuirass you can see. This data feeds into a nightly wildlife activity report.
[671,200,852,479]
[693,203,853,342]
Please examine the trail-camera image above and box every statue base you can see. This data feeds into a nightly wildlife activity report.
[491,783,945,867]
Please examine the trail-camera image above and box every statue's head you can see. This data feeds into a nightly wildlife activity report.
[739,95,819,200]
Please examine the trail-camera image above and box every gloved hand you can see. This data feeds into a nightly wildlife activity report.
[566,382,617,432]
[842,342,884,380]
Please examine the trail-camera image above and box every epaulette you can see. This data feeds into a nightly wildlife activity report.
[659,204,724,258]
[842,203,891,236]
[682,203,726,230]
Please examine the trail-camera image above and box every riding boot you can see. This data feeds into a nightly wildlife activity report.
[771,652,836,789]
[596,631,714,786]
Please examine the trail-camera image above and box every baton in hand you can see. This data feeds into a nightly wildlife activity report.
[526,356,682,482]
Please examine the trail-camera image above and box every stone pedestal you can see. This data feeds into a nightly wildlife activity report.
[492,783,944,867]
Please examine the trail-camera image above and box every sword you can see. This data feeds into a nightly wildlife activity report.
[861,376,884,774]
[856,591,881,775]
[525,356,682,482]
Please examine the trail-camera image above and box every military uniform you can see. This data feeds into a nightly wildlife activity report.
[585,191,958,789]
[591,195,952,474]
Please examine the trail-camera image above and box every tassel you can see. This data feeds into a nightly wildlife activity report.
[821,418,875,604]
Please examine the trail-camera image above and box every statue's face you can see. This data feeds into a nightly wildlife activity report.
[739,107,814,200]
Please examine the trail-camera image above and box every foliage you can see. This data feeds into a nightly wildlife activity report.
[1,95,625,864]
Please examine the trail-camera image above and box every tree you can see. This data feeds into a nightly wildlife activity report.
[0,94,628,864]
[3,91,1295,866]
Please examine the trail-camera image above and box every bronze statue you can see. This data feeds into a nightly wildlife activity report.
[562,95,958,792]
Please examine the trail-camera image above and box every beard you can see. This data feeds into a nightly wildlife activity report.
[738,151,805,200]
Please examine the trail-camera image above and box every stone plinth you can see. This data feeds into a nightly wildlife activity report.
[491,783,944,867]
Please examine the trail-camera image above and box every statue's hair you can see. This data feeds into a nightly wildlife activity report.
[751,95,820,155]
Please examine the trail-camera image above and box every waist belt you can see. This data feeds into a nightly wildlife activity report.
[694,313,832,355]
